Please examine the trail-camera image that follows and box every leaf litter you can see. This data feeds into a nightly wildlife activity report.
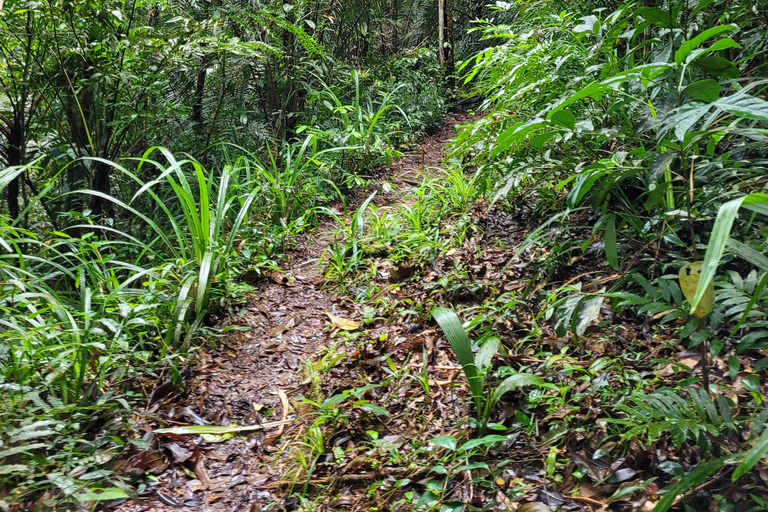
[110,114,768,512]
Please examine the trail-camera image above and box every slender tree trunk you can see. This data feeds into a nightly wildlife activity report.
[7,175,20,220]
[192,57,208,138]
[437,0,445,67]
[445,0,454,89]
[91,160,114,219]
[393,0,398,50]
[3,111,25,220]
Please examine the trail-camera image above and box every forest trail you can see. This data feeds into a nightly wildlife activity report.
[116,115,467,512]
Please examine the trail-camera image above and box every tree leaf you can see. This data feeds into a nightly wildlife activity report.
[551,110,576,130]
[713,93,768,121]
[653,456,731,512]
[727,238,768,272]
[694,56,740,79]
[431,435,457,451]
[604,214,619,270]
[458,435,508,452]
[77,489,130,503]
[638,7,680,28]
[325,312,361,331]
[576,294,605,336]
[488,374,554,412]
[432,307,484,407]
[682,80,720,103]
[674,102,711,141]
[691,193,768,312]
[154,419,291,435]
[675,24,737,65]
[679,262,714,317]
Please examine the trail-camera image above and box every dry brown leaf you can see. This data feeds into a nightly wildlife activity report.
[325,312,361,331]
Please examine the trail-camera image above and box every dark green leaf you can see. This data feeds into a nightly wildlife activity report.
[694,56,740,79]
[682,80,720,103]
[551,110,576,130]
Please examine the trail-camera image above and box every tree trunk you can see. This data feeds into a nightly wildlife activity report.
[90,159,114,219]
[7,174,20,220]
[5,113,24,220]
[192,58,208,139]
[437,0,445,67]
[445,0,454,89]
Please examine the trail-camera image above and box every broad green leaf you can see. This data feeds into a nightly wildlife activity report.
[691,193,768,312]
[456,462,490,472]
[682,80,720,103]
[0,165,28,191]
[432,307,484,407]
[730,271,768,336]
[491,119,548,158]
[458,435,508,452]
[675,25,737,64]
[532,131,558,149]
[0,465,28,475]
[575,294,605,336]
[549,64,671,117]
[653,456,731,512]
[359,403,390,417]
[475,336,500,373]
[489,373,554,411]
[679,262,714,317]
[573,15,598,34]
[713,93,768,121]
[431,435,457,451]
[674,102,711,141]
[726,238,768,272]
[733,425,768,481]
[694,56,740,79]
[77,489,130,503]
[154,418,291,435]
[551,110,576,130]
[638,7,680,28]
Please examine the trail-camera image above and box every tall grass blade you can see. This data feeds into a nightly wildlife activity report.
[691,193,768,312]
[431,307,483,408]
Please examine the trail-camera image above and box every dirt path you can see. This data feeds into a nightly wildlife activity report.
[115,115,466,512]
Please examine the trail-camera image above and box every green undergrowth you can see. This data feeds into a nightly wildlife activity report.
[297,0,768,509]
[0,77,438,507]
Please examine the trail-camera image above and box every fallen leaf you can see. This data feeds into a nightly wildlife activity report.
[195,456,212,489]
[269,317,295,337]
[325,312,361,331]
[518,502,552,512]
[165,442,192,463]
[155,418,292,435]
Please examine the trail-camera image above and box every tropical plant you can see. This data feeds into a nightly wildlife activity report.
[431,306,556,431]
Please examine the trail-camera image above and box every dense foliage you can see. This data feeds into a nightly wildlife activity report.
[0,0,459,505]
[1,0,768,509]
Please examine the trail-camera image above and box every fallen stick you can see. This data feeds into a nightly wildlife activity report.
[155,418,293,435]
[274,389,291,438]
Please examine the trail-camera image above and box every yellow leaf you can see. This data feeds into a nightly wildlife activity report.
[325,312,361,331]
[679,261,714,318]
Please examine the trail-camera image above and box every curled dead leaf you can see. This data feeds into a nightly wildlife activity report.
[325,312,361,331]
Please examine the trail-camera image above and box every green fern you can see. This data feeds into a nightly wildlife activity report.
[258,12,326,57]
[610,387,735,453]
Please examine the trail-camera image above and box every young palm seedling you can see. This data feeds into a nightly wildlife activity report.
[431,307,557,434]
